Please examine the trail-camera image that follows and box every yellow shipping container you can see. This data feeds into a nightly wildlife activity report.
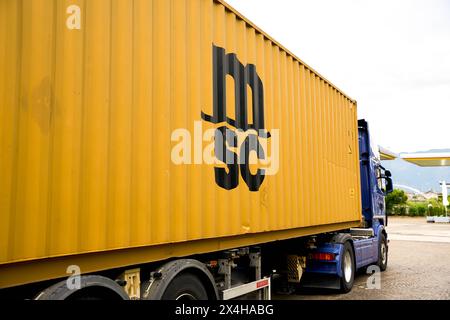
[0,0,361,288]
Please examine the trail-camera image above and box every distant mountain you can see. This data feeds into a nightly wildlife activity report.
[381,148,450,192]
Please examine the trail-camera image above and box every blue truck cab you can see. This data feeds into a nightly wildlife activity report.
[302,119,393,292]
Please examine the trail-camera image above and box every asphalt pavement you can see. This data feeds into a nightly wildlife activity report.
[276,217,450,300]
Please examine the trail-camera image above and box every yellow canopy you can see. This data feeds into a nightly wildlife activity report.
[401,152,450,167]
[379,146,398,161]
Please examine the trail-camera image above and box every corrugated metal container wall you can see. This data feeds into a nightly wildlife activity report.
[0,0,361,287]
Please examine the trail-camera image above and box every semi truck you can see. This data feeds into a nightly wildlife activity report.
[0,0,393,300]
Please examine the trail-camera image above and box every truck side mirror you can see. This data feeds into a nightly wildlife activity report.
[385,170,393,194]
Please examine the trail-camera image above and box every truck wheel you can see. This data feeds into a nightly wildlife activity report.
[161,273,208,300]
[340,242,355,293]
[34,275,129,300]
[378,233,388,271]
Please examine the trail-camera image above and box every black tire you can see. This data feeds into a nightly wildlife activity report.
[161,273,208,300]
[378,233,388,271]
[340,242,355,293]
[66,287,125,300]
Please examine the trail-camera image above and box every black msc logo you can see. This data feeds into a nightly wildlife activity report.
[201,45,271,192]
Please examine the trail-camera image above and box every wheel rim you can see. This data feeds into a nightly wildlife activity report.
[176,293,197,301]
[381,242,387,265]
[343,251,353,283]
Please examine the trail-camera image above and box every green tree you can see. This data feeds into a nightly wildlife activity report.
[385,189,408,213]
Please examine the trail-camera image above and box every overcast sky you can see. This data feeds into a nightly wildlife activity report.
[226,0,450,153]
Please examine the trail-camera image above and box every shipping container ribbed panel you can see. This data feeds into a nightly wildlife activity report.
[0,0,361,288]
